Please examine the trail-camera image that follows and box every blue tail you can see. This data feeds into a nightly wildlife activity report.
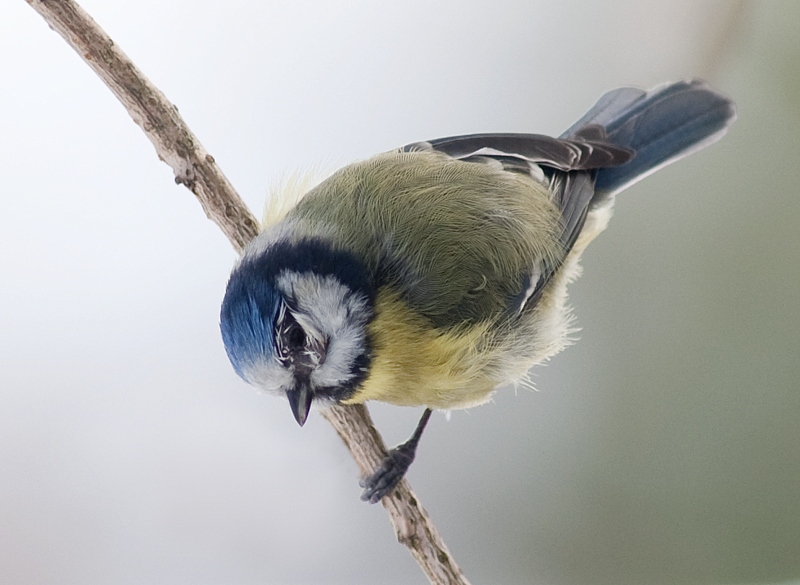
[562,79,736,203]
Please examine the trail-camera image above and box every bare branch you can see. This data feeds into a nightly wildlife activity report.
[25,0,259,252]
[24,1,470,583]
[323,405,471,584]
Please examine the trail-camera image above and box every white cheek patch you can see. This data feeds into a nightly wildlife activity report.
[242,358,293,397]
[276,271,370,389]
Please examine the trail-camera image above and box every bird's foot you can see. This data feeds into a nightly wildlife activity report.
[359,441,416,504]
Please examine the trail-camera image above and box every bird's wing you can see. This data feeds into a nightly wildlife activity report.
[404,130,632,172]
[403,131,633,316]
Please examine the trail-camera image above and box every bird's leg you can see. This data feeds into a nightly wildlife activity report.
[360,408,433,504]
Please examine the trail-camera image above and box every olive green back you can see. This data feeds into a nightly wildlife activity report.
[286,150,564,329]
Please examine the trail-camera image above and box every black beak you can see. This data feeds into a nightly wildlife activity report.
[286,383,313,427]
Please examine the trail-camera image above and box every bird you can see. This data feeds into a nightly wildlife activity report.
[220,79,736,503]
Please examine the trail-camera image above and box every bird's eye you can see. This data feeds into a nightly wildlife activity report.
[286,323,306,350]
[274,305,308,362]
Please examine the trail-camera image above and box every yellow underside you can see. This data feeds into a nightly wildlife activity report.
[343,288,499,409]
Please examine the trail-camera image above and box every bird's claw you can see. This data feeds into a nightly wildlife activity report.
[359,443,416,504]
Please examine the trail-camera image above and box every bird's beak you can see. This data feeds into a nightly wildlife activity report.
[286,383,313,427]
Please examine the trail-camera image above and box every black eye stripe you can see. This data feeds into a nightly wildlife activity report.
[243,238,375,304]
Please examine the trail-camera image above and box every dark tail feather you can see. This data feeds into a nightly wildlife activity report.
[562,79,736,203]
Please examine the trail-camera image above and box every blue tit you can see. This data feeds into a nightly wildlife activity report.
[220,79,735,503]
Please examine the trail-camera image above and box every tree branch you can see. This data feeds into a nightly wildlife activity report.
[322,405,469,584]
[24,1,470,583]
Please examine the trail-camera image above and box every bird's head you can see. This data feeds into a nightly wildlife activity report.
[220,238,375,425]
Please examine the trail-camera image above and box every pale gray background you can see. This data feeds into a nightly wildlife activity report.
[1,1,798,584]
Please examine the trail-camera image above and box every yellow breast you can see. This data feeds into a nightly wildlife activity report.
[343,288,500,409]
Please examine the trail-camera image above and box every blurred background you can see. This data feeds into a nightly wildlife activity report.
[1,1,798,584]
